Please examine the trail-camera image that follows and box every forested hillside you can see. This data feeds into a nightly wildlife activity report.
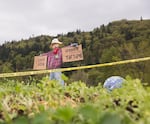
[0,19,150,85]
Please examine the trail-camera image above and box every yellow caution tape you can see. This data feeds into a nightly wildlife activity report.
[0,57,150,78]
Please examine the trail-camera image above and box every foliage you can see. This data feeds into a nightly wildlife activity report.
[0,77,150,124]
[0,19,150,85]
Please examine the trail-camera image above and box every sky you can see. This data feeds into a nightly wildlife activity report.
[0,0,150,44]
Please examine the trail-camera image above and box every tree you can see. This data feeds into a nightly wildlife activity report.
[101,46,121,63]
[1,62,13,72]
[81,37,86,48]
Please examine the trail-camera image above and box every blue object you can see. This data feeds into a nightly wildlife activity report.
[50,72,64,86]
[103,76,125,91]
[70,43,78,47]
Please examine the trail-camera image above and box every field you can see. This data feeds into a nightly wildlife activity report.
[0,76,150,124]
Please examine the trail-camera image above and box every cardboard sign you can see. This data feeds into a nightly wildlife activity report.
[33,55,47,70]
[62,45,84,62]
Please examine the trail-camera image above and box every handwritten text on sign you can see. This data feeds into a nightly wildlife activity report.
[33,55,47,70]
[62,45,84,62]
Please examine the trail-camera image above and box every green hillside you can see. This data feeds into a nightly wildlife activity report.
[0,19,150,85]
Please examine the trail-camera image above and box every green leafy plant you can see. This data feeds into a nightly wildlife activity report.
[0,76,150,124]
